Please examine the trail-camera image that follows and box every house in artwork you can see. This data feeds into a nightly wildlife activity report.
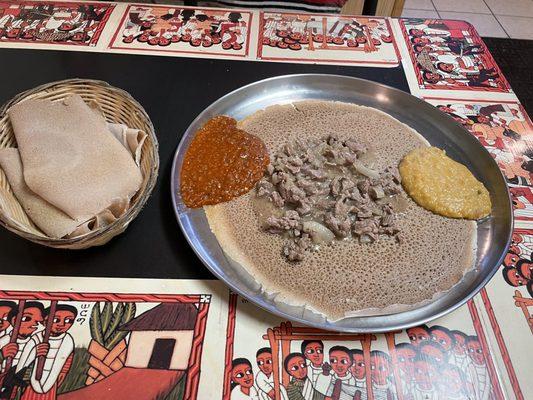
[119,303,198,370]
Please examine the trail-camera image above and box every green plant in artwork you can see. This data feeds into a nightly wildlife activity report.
[89,301,136,350]
[85,301,137,385]
[58,347,90,394]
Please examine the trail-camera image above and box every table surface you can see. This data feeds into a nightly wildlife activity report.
[0,39,527,278]
[0,48,408,279]
[482,38,533,115]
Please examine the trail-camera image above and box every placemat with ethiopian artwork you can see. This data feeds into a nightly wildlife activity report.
[0,1,531,399]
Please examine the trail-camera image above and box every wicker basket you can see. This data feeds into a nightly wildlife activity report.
[0,79,159,249]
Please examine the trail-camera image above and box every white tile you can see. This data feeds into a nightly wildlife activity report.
[401,9,440,18]
[497,15,533,39]
[438,12,508,37]
[485,0,533,17]
[404,0,435,10]
[433,0,491,14]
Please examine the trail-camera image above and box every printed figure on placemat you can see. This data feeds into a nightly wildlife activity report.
[394,343,415,396]
[314,346,358,400]
[224,319,502,400]
[0,301,45,399]
[284,352,315,400]
[224,294,505,400]
[258,12,399,67]
[510,186,533,221]
[464,337,492,400]
[406,325,430,347]
[502,228,533,302]
[369,351,396,400]
[230,358,260,399]
[393,326,498,400]
[400,18,511,92]
[0,1,113,46]
[425,98,533,186]
[111,5,251,57]
[16,304,77,400]
[349,349,367,400]
[256,347,289,400]
[223,313,376,400]
[0,292,211,400]
[301,340,325,400]
[0,302,16,341]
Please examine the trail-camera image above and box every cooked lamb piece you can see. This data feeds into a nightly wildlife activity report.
[255,136,403,261]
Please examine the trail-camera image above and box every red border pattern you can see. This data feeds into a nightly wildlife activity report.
[479,289,524,400]
[222,292,238,400]
[0,290,204,303]
[467,299,506,399]
[185,301,210,400]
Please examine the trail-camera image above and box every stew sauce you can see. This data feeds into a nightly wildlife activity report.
[180,116,269,208]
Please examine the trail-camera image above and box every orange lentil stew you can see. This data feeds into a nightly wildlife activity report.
[180,116,270,208]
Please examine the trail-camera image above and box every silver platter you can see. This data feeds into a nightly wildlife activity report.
[170,74,512,333]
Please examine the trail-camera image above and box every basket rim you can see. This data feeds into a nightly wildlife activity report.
[0,78,160,245]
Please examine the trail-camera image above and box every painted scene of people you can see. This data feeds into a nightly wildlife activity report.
[110,5,251,57]
[500,228,533,335]
[0,1,113,46]
[400,18,511,92]
[258,13,399,66]
[224,295,503,400]
[424,99,533,186]
[0,292,210,399]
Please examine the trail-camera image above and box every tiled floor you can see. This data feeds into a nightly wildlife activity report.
[402,0,533,38]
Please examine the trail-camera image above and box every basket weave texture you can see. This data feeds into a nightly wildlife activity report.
[0,79,159,249]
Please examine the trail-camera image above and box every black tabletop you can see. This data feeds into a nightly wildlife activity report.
[0,48,409,279]
[482,37,533,116]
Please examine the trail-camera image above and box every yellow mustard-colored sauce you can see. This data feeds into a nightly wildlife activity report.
[399,146,491,219]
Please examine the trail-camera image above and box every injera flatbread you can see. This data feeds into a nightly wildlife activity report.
[205,101,477,320]
[0,120,146,239]
[8,95,142,221]
[0,148,81,238]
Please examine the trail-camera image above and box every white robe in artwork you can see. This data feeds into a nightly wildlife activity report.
[466,362,492,400]
[491,109,523,127]
[16,332,74,393]
[450,353,470,372]
[397,371,412,399]
[372,381,396,400]
[301,378,316,400]
[444,391,470,400]
[411,384,439,400]
[231,385,260,400]
[436,55,479,76]
[307,363,328,395]
[410,24,450,37]
[323,372,357,400]
[255,370,288,400]
[353,377,368,400]
[341,375,368,400]
[0,333,34,373]
[0,14,15,29]
[0,325,12,341]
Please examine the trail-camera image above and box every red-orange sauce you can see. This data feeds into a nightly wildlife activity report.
[180,116,270,208]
